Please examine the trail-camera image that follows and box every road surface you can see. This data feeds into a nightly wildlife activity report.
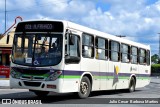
[0,77,159,107]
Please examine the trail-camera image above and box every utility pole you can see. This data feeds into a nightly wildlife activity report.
[5,0,6,32]
[158,33,160,59]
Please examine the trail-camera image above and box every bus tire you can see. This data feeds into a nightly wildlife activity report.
[128,77,136,92]
[78,76,91,99]
[32,90,49,97]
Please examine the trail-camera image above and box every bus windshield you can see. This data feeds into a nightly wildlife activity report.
[12,33,63,66]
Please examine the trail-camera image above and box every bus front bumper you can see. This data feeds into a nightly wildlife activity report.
[10,77,63,93]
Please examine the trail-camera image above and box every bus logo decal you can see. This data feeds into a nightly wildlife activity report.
[34,60,39,65]
[113,65,120,86]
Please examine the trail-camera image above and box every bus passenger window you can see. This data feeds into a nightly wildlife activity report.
[146,50,150,65]
[109,41,120,62]
[131,46,138,64]
[82,33,94,58]
[95,37,108,60]
[121,44,130,63]
[139,49,146,65]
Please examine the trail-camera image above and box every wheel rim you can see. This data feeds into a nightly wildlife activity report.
[80,81,89,95]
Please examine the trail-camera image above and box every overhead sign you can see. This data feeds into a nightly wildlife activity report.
[15,21,63,32]
[25,24,53,30]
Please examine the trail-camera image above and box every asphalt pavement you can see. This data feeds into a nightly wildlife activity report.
[0,76,159,107]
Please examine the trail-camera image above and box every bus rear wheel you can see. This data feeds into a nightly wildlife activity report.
[78,76,91,99]
[128,77,136,92]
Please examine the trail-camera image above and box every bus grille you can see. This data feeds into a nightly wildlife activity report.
[12,67,50,75]
[23,81,41,87]
[21,75,45,80]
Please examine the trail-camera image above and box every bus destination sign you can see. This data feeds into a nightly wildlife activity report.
[25,24,53,30]
[15,21,63,32]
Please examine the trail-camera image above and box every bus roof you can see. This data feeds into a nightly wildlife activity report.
[65,21,150,50]
[17,19,150,50]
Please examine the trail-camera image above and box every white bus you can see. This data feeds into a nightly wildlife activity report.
[10,20,151,98]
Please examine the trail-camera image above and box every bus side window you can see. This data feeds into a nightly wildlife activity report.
[95,37,108,60]
[82,33,94,58]
[109,41,120,62]
[121,44,130,63]
[69,35,80,57]
[131,46,138,64]
[65,33,80,63]
[146,50,150,65]
[139,48,146,65]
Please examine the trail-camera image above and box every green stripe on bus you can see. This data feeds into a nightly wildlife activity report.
[59,75,81,79]
[94,76,129,79]
[60,75,150,80]
[137,77,150,79]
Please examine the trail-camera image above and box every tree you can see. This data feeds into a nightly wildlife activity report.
[151,54,159,64]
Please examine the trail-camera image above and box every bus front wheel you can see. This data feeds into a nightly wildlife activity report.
[128,77,136,92]
[78,76,91,99]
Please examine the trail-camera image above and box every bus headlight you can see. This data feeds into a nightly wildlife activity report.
[10,69,22,79]
[45,71,62,81]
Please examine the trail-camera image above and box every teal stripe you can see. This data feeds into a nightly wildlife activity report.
[60,75,150,80]
[59,75,80,79]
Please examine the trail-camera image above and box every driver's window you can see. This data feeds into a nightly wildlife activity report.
[70,35,80,57]
[65,33,80,63]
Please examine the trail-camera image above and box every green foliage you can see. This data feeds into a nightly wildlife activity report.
[151,54,159,64]
[152,64,160,68]
[151,64,160,74]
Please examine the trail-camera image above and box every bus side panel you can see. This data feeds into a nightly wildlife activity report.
[108,61,120,90]
[130,64,139,87]
[61,64,80,93]
[99,60,107,90]
[81,58,99,91]
[136,65,150,88]
[117,63,131,89]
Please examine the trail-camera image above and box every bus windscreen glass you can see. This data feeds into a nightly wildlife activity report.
[12,21,63,66]
[12,34,63,66]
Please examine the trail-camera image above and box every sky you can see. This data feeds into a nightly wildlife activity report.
[0,0,160,55]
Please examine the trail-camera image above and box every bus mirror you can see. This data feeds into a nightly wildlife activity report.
[6,33,10,44]
[69,34,75,45]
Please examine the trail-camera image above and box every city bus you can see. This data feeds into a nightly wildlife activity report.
[10,20,151,98]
